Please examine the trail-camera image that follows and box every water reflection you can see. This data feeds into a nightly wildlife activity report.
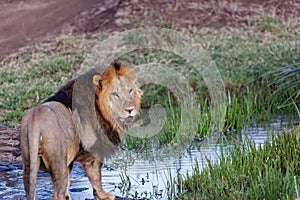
[0,115,297,199]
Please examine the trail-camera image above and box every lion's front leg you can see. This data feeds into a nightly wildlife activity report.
[82,159,115,200]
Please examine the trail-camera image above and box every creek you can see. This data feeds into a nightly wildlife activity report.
[0,115,297,200]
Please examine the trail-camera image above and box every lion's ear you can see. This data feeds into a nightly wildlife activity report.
[113,61,121,71]
[93,75,102,88]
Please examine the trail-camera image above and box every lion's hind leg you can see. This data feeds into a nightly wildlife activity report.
[51,154,71,200]
[21,152,40,199]
[37,103,73,200]
[65,162,74,200]
[42,136,71,199]
[20,136,31,198]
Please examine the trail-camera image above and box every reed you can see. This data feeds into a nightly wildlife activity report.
[178,128,300,199]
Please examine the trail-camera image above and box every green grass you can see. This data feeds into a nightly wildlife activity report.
[177,128,300,200]
[269,58,300,108]
[120,37,298,148]
[0,16,299,134]
[0,13,299,200]
[0,35,91,127]
[0,56,83,126]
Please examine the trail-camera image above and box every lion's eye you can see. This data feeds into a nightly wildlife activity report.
[112,92,119,98]
[129,89,133,95]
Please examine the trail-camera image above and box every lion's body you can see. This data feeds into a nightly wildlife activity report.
[20,63,142,200]
[21,101,80,199]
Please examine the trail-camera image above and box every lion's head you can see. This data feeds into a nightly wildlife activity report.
[93,62,142,130]
[71,62,142,158]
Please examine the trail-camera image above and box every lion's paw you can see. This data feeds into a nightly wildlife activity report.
[95,191,115,200]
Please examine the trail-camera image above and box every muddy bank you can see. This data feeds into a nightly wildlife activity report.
[0,128,21,164]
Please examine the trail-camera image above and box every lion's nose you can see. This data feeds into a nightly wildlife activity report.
[125,107,135,114]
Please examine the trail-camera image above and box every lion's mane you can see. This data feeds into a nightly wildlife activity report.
[45,62,141,160]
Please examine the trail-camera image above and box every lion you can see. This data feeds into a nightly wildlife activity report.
[20,62,142,200]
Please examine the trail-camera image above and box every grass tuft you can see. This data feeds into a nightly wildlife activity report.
[179,128,300,199]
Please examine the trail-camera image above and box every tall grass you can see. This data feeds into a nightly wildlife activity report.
[269,57,300,108]
[178,128,300,199]
[0,56,82,127]
[0,22,299,132]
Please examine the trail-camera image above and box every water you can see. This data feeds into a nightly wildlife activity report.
[0,116,298,200]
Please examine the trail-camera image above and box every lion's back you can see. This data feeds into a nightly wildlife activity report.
[20,102,80,165]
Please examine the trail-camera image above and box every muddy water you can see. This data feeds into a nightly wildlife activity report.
[0,116,297,200]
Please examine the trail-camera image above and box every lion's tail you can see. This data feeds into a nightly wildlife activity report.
[28,111,41,199]
[21,109,41,199]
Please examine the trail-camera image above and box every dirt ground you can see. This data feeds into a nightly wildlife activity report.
[0,0,299,163]
[1,0,299,61]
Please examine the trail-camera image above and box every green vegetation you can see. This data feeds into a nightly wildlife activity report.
[0,19,299,136]
[120,26,299,148]
[177,129,300,199]
[0,12,299,200]
[0,36,89,127]
[0,56,81,126]
[270,59,300,108]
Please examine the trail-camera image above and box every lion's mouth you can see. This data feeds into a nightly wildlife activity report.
[119,116,135,124]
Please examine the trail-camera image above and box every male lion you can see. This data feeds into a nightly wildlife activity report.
[20,62,142,200]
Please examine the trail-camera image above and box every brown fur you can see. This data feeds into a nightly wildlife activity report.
[20,62,142,200]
